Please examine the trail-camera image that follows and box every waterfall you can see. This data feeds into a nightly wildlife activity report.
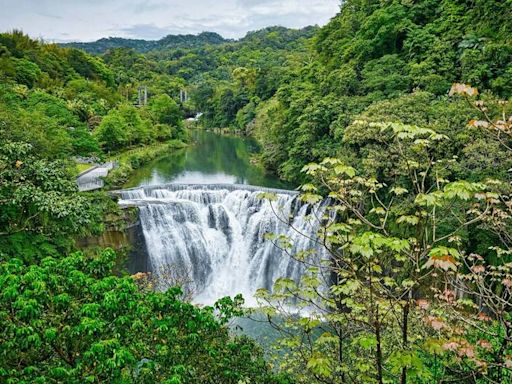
[119,184,326,306]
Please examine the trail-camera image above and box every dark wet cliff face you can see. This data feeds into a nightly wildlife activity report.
[77,208,150,275]
[124,215,151,275]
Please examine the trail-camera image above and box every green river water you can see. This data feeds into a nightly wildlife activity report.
[124,130,291,190]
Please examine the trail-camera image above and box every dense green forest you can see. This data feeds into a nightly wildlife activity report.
[1,0,512,382]
[64,32,229,54]
[187,1,512,183]
[0,29,286,383]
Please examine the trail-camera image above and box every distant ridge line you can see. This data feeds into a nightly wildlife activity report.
[60,26,318,54]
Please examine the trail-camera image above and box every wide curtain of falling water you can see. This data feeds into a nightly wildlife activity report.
[120,184,327,306]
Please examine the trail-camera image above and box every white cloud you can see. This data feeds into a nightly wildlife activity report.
[133,1,169,14]
[0,0,340,42]
[120,24,173,40]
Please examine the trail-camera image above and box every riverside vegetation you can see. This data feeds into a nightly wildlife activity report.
[0,30,286,384]
[1,0,512,382]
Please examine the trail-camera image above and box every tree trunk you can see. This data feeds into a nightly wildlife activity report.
[375,319,384,384]
[338,325,345,383]
[401,302,410,384]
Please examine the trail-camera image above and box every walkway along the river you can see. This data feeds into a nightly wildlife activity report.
[76,162,117,192]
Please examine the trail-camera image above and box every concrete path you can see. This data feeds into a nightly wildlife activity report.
[76,162,116,192]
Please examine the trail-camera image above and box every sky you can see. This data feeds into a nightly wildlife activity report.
[0,0,341,42]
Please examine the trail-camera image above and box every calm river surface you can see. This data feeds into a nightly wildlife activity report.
[124,130,291,189]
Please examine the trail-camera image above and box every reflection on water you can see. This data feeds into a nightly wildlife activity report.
[124,130,292,189]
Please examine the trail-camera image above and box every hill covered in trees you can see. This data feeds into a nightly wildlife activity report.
[1,0,512,383]
[188,0,512,182]
[63,31,229,54]
[61,26,318,56]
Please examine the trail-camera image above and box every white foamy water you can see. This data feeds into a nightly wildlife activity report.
[119,184,326,306]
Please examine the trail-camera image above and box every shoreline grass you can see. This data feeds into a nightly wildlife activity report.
[105,140,187,189]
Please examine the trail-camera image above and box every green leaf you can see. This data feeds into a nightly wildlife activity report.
[257,192,278,201]
[355,335,377,349]
[415,192,442,207]
[300,183,318,192]
[300,193,322,204]
[391,187,408,196]
[274,278,297,292]
[396,215,419,226]
[443,181,485,201]
[333,164,356,178]
[370,207,386,215]
[307,354,332,377]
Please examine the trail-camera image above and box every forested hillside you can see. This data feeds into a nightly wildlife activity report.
[0,30,290,383]
[188,0,512,182]
[1,0,512,382]
[63,31,229,54]
[0,30,188,158]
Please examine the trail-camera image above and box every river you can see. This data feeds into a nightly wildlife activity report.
[124,130,291,189]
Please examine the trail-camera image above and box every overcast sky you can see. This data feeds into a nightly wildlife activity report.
[0,0,341,42]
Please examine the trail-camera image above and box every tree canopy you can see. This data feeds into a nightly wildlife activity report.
[1,1,512,382]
